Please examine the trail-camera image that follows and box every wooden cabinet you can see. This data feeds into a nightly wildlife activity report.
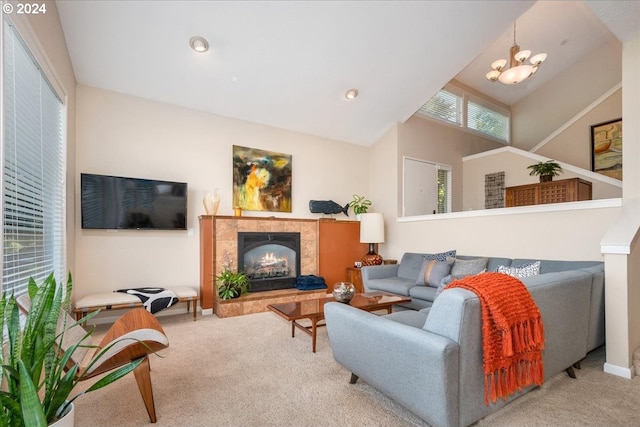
[199,216,215,310]
[318,219,369,289]
[505,178,592,207]
[346,267,364,293]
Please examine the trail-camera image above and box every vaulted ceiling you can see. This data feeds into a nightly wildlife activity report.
[55,1,640,146]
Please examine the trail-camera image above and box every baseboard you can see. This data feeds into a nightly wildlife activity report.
[604,362,634,379]
[82,305,196,326]
[201,308,213,316]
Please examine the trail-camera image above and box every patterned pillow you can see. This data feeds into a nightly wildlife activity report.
[415,250,457,285]
[423,258,455,288]
[498,261,541,279]
[448,256,489,279]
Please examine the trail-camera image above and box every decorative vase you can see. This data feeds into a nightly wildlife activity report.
[203,189,221,215]
[211,188,220,215]
[50,403,74,427]
[333,282,356,303]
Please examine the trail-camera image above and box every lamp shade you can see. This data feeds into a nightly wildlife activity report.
[359,213,384,243]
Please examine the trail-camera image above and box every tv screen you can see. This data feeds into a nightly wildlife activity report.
[81,173,188,230]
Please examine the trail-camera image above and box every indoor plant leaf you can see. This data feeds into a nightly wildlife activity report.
[17,360,47,427]
[0,273,162,425]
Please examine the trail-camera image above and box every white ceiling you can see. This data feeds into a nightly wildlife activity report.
[455,1,619,106]
[55,1,639,147]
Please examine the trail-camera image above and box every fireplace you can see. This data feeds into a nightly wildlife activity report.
[237,232,301,292]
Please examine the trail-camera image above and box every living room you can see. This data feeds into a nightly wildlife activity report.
[3,0,640,425]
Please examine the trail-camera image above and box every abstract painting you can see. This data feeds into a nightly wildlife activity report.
[591,119,622,181]
[232,145,292,212]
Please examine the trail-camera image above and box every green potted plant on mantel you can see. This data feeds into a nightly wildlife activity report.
[527,160,564,182]
[216,269,250,300]
[0,273,145,427]
[348,194,372,219]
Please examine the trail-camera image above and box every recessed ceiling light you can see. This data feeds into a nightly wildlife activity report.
[345,88,359,100]
[190,36,209,53]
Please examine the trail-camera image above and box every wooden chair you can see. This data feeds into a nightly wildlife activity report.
[17,295,169,423]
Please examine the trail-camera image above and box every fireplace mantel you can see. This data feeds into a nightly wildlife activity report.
[199,215,368,317]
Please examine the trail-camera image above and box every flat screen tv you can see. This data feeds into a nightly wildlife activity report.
[81,173,188,230]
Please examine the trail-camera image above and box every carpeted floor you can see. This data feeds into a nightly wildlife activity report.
[74,311,640,426]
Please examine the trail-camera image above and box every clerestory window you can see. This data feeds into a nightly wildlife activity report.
[417,83,510,144]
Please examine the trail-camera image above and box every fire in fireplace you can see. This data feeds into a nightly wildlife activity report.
[237,232,301,292]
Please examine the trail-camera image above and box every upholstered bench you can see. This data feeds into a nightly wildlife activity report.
[73,286,199,321]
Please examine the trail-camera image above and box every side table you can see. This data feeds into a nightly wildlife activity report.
[346,267,364,293]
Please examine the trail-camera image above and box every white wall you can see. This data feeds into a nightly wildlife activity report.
[603,34,640,376]
[391,206,617,261]
[462,148,622,211]
[397,115,504,213]
[512,39,622,151]
[533,88,622,169]
[74,86,370,299]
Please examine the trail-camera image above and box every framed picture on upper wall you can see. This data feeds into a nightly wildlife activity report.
[591,118,622,181]
[232,145,292,212]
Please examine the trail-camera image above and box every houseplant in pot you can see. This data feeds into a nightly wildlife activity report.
[527,160,564,182]
[348,194,372,219]
[0,273,145,426]
[216,269,250,300]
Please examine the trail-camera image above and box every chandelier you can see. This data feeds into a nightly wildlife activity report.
[486,23,547,85]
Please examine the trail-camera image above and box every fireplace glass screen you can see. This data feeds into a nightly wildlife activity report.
[238,232,301,292]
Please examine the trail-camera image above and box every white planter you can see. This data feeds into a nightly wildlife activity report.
[50,403,74,427]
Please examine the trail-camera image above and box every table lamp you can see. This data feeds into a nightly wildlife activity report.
[360,213,384,266]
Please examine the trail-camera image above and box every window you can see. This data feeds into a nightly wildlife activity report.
[467,96,509,142]
[417,86,462,126]
[437,166,451,214]
[417,83,510,144]
[2,19,66,295]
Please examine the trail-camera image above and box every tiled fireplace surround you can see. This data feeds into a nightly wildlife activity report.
[200,216,327,318]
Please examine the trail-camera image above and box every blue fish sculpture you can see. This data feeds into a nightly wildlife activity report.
[309,200,349,216]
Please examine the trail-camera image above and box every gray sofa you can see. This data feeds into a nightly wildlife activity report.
[325,254,605,427]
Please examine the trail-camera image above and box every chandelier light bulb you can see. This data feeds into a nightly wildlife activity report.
[491,59,507,71]
[498,65,534,85]
[514,49,531,63]
[530,53,547,66]
[486,70,500,81]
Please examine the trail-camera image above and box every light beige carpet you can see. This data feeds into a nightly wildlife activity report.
[74,311,640,427]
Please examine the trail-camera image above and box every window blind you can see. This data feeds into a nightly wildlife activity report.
[417,84,510,144]
[467,98,509,142]
[418,88,462,125]
[3,20,66,295]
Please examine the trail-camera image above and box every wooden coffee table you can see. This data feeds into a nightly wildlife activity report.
[267,291,411,352]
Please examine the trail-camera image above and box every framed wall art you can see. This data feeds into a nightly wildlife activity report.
[232,145,292,212]
[591,118,622,181]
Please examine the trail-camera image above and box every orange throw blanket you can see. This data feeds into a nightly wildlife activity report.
[446,272,545,404]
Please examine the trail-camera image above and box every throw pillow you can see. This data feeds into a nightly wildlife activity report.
[423,258,455,288]
[435,275,451,296]
[448,256,489,279]
[497,261,541,279]
[415,250,457,285]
